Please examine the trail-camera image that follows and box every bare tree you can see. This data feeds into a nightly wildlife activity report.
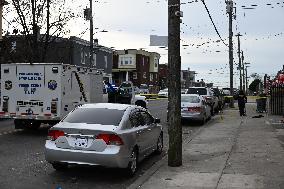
[4,0,79,62]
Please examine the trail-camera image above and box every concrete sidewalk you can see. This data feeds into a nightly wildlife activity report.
[129,104,284,189]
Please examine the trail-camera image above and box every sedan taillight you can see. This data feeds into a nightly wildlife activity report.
[47,130,65,141]
[96,134,124,145]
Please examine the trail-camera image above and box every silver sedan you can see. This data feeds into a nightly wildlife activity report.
[45,103,163,175]
[181,94,212,124]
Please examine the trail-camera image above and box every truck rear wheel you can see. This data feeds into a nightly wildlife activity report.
[15,120,41,130]
[14,119,23,129]
[26,121,41,130]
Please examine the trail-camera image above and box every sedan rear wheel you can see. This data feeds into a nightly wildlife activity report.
[126,149,138,176]
[155,134,163,154]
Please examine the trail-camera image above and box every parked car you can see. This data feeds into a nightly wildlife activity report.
[181,94,211,124]
[186,87,219,115]
[139,84,149,94]
[158,88,168,98]
[45,103,163,176]
[181,89,187,94]
[133,86,141,94]
[212,88,225,111]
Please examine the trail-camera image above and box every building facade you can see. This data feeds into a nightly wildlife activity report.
[0,35,113,82]
[158,65,196,89]
[112,49,160,92]
[181,68,196,88]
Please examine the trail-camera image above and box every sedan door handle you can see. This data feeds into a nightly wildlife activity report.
[147,128,152,131]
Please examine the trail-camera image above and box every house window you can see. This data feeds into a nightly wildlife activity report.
[142,57,145,66]
[125,60,128,65]
[81,51,85,65]
[104,56,108,69]
[150,73,153,81]
[120,57,124,65]
[154,57,159,67]
[129,57,132,65]
[133,72,137,80]
[143,72,147,79]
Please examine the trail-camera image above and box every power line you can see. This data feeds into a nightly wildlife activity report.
[200,0,228,47]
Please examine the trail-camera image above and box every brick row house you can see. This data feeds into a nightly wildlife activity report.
[112,49,160,93]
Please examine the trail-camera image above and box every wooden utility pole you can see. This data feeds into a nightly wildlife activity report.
[236,33,242,90]
[168,0,182,167]
[226,0,234,107]
[241,51,245,91]
[89,0,94,68]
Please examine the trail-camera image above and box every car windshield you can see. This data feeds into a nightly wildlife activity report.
[181,96,200,103]
[140,85,148,89]
[62,108,125,125]
[187,88,207,95]
[160,88,168,92]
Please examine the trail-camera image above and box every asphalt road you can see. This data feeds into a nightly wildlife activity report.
[0,100,203,189]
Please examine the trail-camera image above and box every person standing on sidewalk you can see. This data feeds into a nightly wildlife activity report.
[236,90,247,116]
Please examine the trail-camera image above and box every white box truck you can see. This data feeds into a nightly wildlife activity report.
[0,63,103,129]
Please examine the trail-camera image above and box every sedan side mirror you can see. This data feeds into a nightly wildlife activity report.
[154,118,160,124]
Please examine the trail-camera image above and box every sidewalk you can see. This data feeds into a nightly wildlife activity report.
[129,103,284,189]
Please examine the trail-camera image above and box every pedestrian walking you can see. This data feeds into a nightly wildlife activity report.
[236,90,247,116]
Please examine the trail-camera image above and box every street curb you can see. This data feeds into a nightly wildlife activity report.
[127,123,207,189]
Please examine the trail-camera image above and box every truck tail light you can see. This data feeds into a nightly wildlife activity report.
[47,130,65,141]
[96,134,124,145]
[51,102,57,114]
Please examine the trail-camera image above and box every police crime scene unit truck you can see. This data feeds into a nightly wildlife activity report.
[0,63,103,129]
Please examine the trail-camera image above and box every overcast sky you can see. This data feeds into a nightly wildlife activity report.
[3,0,284,88]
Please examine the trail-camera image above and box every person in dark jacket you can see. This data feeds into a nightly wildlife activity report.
[236,90,247,116]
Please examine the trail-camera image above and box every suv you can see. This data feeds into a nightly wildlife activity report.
[186,87,219,115]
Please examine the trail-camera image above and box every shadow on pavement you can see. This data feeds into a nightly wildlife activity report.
[181,119,204,127]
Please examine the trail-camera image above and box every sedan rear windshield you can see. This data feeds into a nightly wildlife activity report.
[62,108,125,126]
[181,96,200,103]
[187,88,207,95]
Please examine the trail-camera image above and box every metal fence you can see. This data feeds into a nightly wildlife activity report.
[269,83,284,115]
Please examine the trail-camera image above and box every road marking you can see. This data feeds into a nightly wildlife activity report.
[0,129,23,136]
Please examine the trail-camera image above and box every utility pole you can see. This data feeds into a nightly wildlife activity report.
[236,33,242,90]
[0,0,8,41]
[241,51,245,91]
[168,0,182,167]
[226,0,234,107]
[84,1,94,68]
[244,62,250,93]
[89,0,94,68]
[245,65,249,93]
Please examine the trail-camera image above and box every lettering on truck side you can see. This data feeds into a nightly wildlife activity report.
[17,101,44,106]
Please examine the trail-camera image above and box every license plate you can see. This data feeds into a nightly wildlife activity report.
[181,107,188,111]
[74,138,88,148]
